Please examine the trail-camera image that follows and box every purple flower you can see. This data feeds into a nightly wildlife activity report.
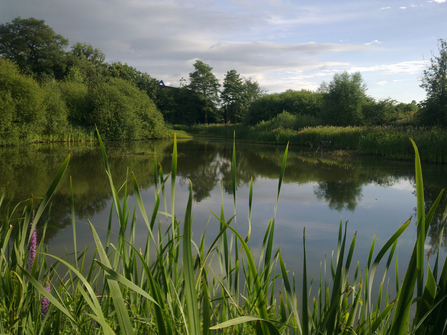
[28,222,37,270]
[41,281,51,320]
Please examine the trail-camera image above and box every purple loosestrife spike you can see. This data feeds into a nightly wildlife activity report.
[41,282,51,320]
[28,222,37,270]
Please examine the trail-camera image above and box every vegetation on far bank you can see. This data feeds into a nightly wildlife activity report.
[183,121,447,163]
[1,16,446,165]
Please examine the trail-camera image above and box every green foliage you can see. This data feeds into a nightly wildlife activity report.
[71,42,106,70]
[107,62,160,101]
[40,80,70,139]
[221,69,247,123]
[0,58,46,144]
[363,98,399,125]
[245,89,323,125]
[158,87,221,125]
[89,77,168,140]
[253,111,322,131]
[320,71,367,126]
[419,38,447,126]
[188,60,221,123]
[58,77,90,126]
[0,17,68,79]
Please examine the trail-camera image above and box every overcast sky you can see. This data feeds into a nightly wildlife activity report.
[1,0,446,102]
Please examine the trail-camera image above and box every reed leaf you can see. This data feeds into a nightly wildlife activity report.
[183,180,201,335]
[89,222,134,335]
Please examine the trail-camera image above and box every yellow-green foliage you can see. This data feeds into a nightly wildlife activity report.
[90,78,169,140]
[0,58,47,144]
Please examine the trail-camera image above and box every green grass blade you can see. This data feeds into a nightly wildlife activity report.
[210,316,281,334]
[19,266,76,325]
[70,176,78,269]
[28,152,70,246]
[302,228,309,335]
[42,252,111,334]
[89,222,134,334]
[411,138,425,300]
[183,180,201,335]
[95,260,159,306]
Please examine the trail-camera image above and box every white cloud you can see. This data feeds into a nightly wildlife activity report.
[377,81,388,85]
[380,6,391,9]
[350,60,425,75]
[428,0,446,3]
[400,6,407,9]
[365,40,382,46]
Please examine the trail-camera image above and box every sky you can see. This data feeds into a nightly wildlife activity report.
[1,0,446,103]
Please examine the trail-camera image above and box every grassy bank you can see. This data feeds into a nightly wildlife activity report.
[185,123,447,163]
[1,131,447,334]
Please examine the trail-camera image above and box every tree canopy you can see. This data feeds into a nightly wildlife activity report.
[221,69,246,123]
[320,71,367,126]
[0,17,68,79]
[188,60,221,123]
[419,38,447,125]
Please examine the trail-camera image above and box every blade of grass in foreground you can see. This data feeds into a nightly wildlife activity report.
[183,180,201,335]
[390,139,434,335]
[89,221,134,335]
[26,151,70,247]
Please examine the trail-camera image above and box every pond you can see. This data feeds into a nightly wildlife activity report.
[1,138,446,292]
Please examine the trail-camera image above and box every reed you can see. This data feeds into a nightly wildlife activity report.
[0,130,446,334]
[189,124,447,163]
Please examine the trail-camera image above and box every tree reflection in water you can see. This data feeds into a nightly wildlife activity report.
[0,138,446,251]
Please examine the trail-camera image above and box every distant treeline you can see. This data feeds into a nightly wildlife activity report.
[1,17,445,146]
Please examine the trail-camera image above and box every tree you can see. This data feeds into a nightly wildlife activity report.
[245,89,323,125]
[188,60,220,123]
[221,70,246,123]
[363,98,398,125]
[71,42,106,70]
[319,71,367,126]
[0,17,68,78]
[244,77,266,104]
[419,38,447,126]
[107,62,160,101]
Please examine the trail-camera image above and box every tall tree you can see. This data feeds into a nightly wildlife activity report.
[221,69,246,123]
[319,71,367,126]
[0,17,68,78]
[244,77,266,104]
[188,60,220,123]
[419,38,447,126]
[71,42,106,70]
[107,61,160,101]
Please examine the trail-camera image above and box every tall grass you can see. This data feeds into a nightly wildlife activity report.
[189,124,447,163]
[1,131,447,334]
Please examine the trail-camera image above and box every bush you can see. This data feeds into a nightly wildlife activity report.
[0,58,46,144]
[253,111,321,132]
[41,80,70,139]
[89,78,168,140]
[245,89,323,125]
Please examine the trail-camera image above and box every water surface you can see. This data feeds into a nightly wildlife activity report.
[1,138,446,288]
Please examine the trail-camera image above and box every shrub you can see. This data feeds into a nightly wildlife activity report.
[89,78,168,140]
[0,58,46,144]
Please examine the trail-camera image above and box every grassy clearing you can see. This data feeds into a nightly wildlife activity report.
[188,124,447,163]
[1,130,447,334]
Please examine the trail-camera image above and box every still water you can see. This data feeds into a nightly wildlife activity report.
[1,138,446,287]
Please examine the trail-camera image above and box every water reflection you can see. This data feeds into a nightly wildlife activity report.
[0,138,446,252]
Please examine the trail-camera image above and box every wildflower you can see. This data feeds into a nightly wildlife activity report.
[41,281,51,320]
[29,222,37,270]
